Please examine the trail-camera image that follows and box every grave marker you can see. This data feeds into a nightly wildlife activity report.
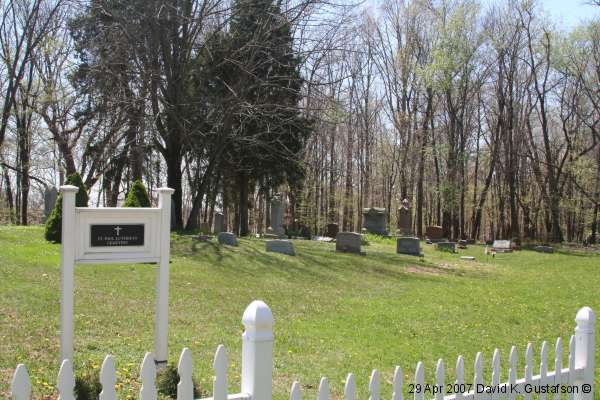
[43,186,58,221]
[336,232,363,254]
[266,240,295,256]
[396,237,421,256]
[492,240,513,253]
[218,232,238,246]
[362,208,388,235]
[396,199,412,236]
[267,194,286,237]
[326,223,339,238]
[425,226,444,242]
[214,212,225,234]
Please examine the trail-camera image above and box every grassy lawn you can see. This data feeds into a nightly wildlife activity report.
[0,226,598,400]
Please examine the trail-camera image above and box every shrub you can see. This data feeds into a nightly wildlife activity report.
[74,365,101,400]
[157,364,203,399]
[124,180,151,207]
[44,173,89,243]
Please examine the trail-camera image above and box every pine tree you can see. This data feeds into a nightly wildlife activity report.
[45,173,89,243]
[123,180,151,207]
[220,0,312,234]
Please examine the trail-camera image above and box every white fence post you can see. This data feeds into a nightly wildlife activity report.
[60,185,78,362]
[155,187,174,366]
[574,307,595,400]
[241,300,274,400]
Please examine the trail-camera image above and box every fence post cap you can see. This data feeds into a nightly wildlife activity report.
[576,307,596,332]
[242,300,274,329]
[157,187,175,194]
[60,185,79,193]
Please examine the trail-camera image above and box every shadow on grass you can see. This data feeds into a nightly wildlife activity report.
[172,235,491,285]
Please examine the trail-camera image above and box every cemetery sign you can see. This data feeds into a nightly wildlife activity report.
[59,185,174,367]
[90,224,145,247]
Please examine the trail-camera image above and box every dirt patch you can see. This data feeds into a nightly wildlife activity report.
[405,265,451,276]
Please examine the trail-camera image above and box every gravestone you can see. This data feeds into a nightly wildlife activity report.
[326,223,339,238]
[266,240,295,256]
[426,226,444,242]
[362,208,388,235]
[396,237,421,256]
[267,194,286,237]
[218,232,238,246]
[214,212,224,234]
[436,241,456,253]
[460,256,475,261]
[492,240,513,253]
[396,199,412,235]
[458,239,468,249]
[534,245,554,254]
[299,225,311,240]
[43,187,58,220]
[336,232,363,254]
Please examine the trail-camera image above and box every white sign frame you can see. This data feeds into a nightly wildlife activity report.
[59,185,174,366]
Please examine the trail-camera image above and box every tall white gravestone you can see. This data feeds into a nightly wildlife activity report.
[59,185,174,367]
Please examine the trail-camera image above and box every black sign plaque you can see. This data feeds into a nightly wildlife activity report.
[90,224,145,247]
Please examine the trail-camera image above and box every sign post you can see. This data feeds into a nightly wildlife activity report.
[59,185,174,366]
[155,188,174,366]
[60,186,78,362]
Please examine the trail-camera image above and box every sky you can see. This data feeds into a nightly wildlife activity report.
[538,0,599,29]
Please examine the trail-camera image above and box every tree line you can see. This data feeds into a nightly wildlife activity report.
[0,0,598,243]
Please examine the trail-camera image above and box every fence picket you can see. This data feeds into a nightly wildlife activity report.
[318,377,329,400]
[554,338,562,400]
[11,364,31,400]
[214,345,228,400]
[508,347,517,400]
[344,373,356,400]
[455,356,464,400]
[414,362,424,400]
[540,341,549,400]
[178,348,194,400]
[474,353,483,400]
[140,352,157,400]
[568,335,575,400]
[99,355,117,400]
[369,369,380,400]
[392,366,403,400]
[435,359,444,400]
[524,343,533,400]
[290,381,302,400]
[491,349,500,400]
[57,359,75,400]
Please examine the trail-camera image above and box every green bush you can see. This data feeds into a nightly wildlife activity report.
[44,173,89,243]
[157,364,204,399]
[74,365,101,400]
[124,180,151,207]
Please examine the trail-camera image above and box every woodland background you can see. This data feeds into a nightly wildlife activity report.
[0,0,599,243]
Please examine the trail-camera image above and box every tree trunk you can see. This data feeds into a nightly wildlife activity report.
[342,124,354,231]
[238,172,249,236]
[417,89,433,237]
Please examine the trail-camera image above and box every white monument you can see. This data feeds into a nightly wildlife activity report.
[59,185,174,367]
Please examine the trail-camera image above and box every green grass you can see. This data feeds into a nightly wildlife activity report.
[0,226,598,400]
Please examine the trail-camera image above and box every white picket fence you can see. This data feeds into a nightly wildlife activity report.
[10,301,596,400]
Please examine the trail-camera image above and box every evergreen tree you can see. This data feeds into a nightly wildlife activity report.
[123,180,151,207]
[220,0,312,235]
[45,173,89,243]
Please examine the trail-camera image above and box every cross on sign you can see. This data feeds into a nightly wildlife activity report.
[114,226,122,236]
